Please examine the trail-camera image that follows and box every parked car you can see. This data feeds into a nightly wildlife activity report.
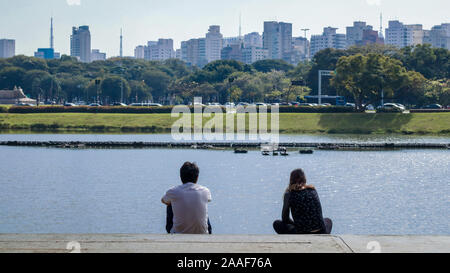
[15,103,35,107]
[89,103,102,107]
[377,103,405,112]
[64,103,77,107]
[422,104,443,109]
[112,102,128,107]
[366,104,375,111]
[345,103,356,108]
[298,103,315,107]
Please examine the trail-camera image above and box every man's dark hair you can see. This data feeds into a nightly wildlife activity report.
[180,162,200,184]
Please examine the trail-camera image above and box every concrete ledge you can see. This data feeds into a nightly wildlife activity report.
[0,234,448,253]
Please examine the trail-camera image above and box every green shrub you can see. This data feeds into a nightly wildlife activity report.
[6,105,357,114]
[0,106,8,113]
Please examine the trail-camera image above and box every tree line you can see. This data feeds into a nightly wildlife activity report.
[0,44,448,109]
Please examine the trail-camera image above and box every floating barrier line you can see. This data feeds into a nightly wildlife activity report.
[0,141,448,150]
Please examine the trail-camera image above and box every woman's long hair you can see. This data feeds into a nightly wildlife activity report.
[287,169,316,192]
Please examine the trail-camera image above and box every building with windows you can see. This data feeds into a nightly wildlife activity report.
[385,21,425,48]
[70,26,91,62]
[263,21,293,63]
[0,39,15,58]
[205,25,223,63]
[144,39,175,61]
[134,45,145,59]
[91,49,106,61]
[34,48,60,59]
[244,32,263,48]
[346,21,374,48]
[428,23,450,50]
[181,38,207,67]
[291,36,310,63]
[221,44,243,62]
[241,46,269,64]
[310,27,346,58]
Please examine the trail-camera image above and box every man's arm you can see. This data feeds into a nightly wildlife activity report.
[162,190,172,206]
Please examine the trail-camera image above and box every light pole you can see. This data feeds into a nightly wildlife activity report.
[301,28,310,60]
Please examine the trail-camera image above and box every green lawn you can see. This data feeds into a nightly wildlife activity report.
[0,112,449,135]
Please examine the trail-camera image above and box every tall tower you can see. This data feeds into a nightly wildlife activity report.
[120,28,123,58]
[50,17,54,49]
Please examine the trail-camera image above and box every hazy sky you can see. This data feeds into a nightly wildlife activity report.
[1,0,449,57]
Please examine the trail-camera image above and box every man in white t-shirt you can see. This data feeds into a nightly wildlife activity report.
[162,162,212,234]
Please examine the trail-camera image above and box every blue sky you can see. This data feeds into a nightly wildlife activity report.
[1,0,449,57]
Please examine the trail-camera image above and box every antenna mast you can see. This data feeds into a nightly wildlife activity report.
[50,17,54,49]
[120,28,123,58]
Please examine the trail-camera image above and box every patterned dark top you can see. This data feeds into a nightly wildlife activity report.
[288,189,326,233]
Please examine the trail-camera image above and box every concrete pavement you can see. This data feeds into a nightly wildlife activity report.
[0,234,448,253]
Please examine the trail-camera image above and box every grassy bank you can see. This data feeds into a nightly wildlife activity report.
[0,112,449,135]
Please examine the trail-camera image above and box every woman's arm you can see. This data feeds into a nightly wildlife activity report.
[282,192,295,225]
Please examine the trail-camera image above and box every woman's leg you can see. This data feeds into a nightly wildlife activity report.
[208,218,212,235]
[273,220,298,234]
[323,218,333,234]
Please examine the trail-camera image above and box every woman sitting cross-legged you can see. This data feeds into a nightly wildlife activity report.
[273,169,333,235]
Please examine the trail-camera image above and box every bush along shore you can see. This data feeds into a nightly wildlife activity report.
[0,112,449,135]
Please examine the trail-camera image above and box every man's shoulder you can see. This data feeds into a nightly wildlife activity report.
[194,184,211,192]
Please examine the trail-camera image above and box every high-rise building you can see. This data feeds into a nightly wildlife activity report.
[360,29,384,46]
[291,37,310,64]
[428,23,450,50]
[70,26,91,62]
[241,46,269,64]
[223,37,240,48]
[385,21,424,48]
[346,21,374,48]
[91,49,106,61]
[0,39,15,58]
[34,48,55,59]
[205,25,223,63]
[134,45,145,59]
[142,39,175,61]
[221,44,243,62]
[263,21,293,63]
[310,27,346,58]
[244,32,263,48]
[181,38,207,67]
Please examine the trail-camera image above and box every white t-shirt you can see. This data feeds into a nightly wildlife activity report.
[162,183,212,234]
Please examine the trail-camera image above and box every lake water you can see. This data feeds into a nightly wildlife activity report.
[0,138,449,235]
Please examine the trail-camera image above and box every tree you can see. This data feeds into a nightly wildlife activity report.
[129,80,152,102]
[423,79,450,107]
[100,76,131,104]
[141,70,171,103]
[0,67,26,90]
[252,59,294,73]
[395,71,427,106]
[332,53,408,110]
[60,76,90,102]
[307,48,348,95]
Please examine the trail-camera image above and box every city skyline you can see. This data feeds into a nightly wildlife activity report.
[0,0,449,57]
